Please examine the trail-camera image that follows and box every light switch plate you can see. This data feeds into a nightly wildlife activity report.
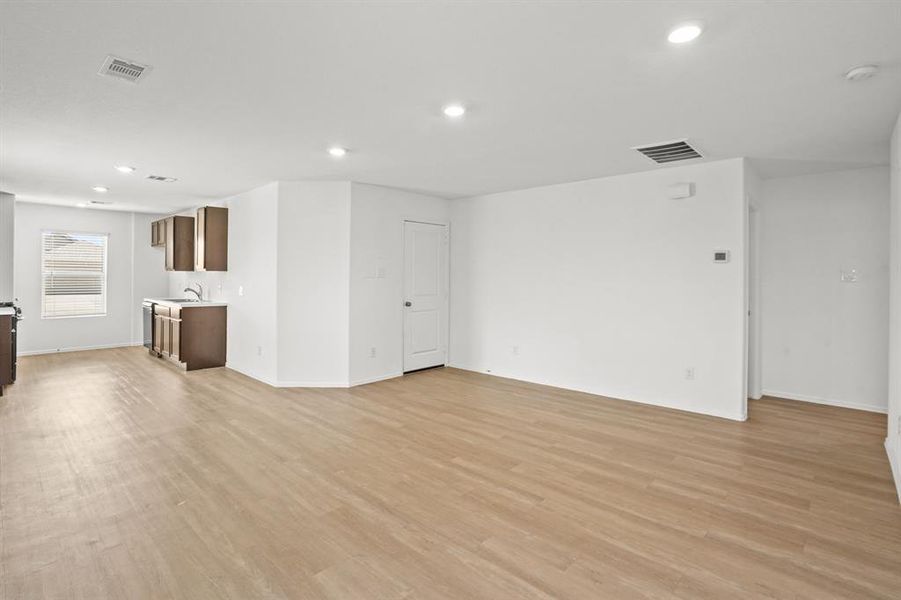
[840,269,858,283]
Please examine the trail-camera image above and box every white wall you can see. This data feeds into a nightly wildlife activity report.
[15,203,168,354]
[760,168,890,413]
[888,111,901,501]
[450,158,748,421]
[131,212,171,343]
[277,181,351,386]
[169,182,280,384]
[349,183,450,385]
[0,192,14,302]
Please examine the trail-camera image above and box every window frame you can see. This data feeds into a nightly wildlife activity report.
[40,229,110,320]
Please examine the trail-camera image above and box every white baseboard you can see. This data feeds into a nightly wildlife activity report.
[273,380,349,388]
[762,389,887,414]
[18,342,144,356]
[224,363,354,389]
[224,363,281,387]
[349,372,403,387]
[226,363,403,389]
[447,362,747,422]
[886,438,901,505]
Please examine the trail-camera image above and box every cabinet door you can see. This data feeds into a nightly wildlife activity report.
[161,317,171,356]
[165,218,175,270]
[194,207,206,271]
[170,318,180,361]
[153,315,162,353]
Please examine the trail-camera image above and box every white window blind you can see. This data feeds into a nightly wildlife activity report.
[41,231,108,318]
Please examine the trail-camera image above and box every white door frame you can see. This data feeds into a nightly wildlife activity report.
[747,201,763,401]
[401,218,450,372]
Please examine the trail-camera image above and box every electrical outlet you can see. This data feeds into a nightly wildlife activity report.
[685,367,695,380]
[256,346,262,356]
[238,285,245,297]
[370,347,377,358]
[512,345,519,356]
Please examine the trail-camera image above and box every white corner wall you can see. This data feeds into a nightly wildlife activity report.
[169,181,350,388]
[276,181,351,386]
[15,203,168,354]
[169,182,280,384]
[450,158,748,421]
[0,192,14,302]
[888,111,901,501]
[349,183,450,385]
[744,162,764,402]
[760,167,890,413]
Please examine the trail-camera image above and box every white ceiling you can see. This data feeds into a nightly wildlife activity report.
[1,1,900,214]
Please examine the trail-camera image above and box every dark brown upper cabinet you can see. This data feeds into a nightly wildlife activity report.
[165,216,195,271]
[150,219,167,247]
[195,206,228,271]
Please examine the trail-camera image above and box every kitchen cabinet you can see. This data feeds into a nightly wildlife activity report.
[151,303,226,370]
[150,219,167,247]
[151,216,194,271]
[195,206,228,271]
[0,313,15,396]
[164,216,195,271]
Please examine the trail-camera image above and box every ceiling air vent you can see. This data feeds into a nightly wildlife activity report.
[98,55,151,83]
[146,175,177,182]
[89,200,112,205]
[633,139,703,164]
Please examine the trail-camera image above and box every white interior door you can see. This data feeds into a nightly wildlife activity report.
[403,221,448,372]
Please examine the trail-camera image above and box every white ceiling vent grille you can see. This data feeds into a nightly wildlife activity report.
[633,139,703,164]
[89,199,112,205]
[146,175,177,182]
[98,55,151,83]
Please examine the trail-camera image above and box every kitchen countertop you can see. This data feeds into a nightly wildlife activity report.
[0,307,15,316]
[145,298,228,308]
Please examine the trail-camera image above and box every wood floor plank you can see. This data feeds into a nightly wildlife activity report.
[1,347,899,599]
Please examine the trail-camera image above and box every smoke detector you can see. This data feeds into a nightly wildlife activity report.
[633,139,703,164]
[98,55,152,83]
[845,65,878,82]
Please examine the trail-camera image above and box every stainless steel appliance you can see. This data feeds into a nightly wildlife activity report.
[142,300,155,350]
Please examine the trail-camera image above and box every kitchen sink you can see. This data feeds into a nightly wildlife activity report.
[158,298,200,303]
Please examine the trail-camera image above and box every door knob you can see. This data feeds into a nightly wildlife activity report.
[404,301,412,307]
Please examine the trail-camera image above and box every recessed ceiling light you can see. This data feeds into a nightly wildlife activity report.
[668,23,702,44]
[92,186,109,193]
[328,147,348,157]
[115,165,135,173]
[845,64,878,82]
[443,104,466,118]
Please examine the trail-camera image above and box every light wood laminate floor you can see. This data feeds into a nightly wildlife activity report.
[1,348,900,599]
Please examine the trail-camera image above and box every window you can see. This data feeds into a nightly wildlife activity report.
[41,231,108,318]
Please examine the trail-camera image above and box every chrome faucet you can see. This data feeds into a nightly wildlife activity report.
[184,283,203,301]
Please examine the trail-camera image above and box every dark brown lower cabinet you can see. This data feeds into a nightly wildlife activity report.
[151,305,226,370]
[0,314,13,395]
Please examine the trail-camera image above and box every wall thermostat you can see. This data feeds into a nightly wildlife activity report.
[667,182,694,199]
[713,250,730,263]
